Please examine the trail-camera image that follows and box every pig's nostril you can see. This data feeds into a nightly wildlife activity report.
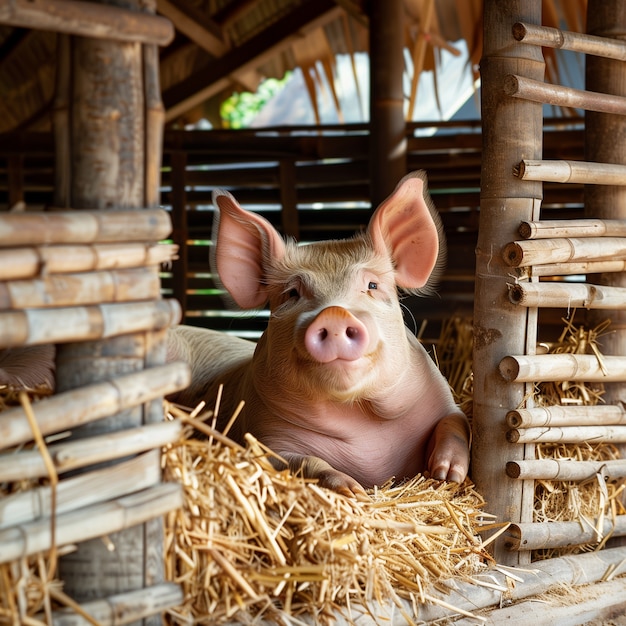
[319,328,328,341]
[346,327,359,340]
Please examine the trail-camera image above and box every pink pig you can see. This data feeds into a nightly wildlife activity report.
[167,171,470,497]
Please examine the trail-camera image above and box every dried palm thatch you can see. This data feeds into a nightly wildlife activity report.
[162,402,498,625]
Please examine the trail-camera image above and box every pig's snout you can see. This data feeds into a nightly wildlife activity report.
[304,306,369,363]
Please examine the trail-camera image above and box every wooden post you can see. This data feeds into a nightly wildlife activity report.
[170,150,188,318]
[368,0,406,206]
[52,1,167,620]
[472,0,544,565]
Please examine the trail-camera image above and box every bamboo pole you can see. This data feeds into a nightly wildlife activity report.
[513,22,626,60]
[0,0,174,46]
[507,424,626,444]
[0,267,161,310]
[37,583,184,626]
[0,298,181,348]
[0,420,181,481]
[508,281,626,309]
[507,405,626,428]
[518,218,626,239]
[515,159,626,185]
[506,515,626,551]
[143,42,164,208]
[0,209,172,247]
[503,237,626,267]
[499,353,626,383]
[506,458,626,480]
[0,450,162,529]
[0,482,182,564]
[0,362,189,451]
[519,260,626,278]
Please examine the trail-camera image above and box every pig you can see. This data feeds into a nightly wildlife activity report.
[167,171,470,497]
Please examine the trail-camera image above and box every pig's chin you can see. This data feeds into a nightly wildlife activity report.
[306,356,377,401]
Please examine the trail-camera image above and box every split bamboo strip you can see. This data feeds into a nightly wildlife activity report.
[36,583,183,625]
[505,74,626,115]
[0,449,161,529]
[512,22,626,61]
[499,353,626,383]
[0,362,190,450]
[514,159,626,185]
[0,298,181,348]
[506,458,626,480]
[0,420,181,481]
[0,482,182,564]
[518,219,626,239]
[507,424,626,444]
[0,208,172,247]
[0,0,174,46]
[508,281,626,309]
[507,405,626,428]
[0,267,161,310]
[506,515,626,551]
[0,242,177,281]
[517,260,626,278]
[503,237,626,268]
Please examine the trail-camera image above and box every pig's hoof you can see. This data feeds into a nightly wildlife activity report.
[316,469,369,500]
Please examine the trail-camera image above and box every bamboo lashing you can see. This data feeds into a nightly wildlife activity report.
[516,260,626,278]
[506,458,626,481]
[0,450,161,529]
[518,219,626,239]
[0,242,177,281]
[499,354,626,383]
[508,282,626,309]
[0,420,181,482]
[504,74,626,115]
[0,208,172,247]
[0,267,161,310]
[0,482,182,564]
[506,515,626,552]
[507,425,626,444]
[0,362,190,450]
[512,22,626,61]
[0,0,174,46]
[0,298,181,348]
[514,159,626,185]
[503,237,626,267]
[507,405,626,428]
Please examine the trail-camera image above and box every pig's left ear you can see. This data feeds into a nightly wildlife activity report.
[368,171,445,292]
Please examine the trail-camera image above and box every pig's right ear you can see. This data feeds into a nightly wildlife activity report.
[212,190,286,309]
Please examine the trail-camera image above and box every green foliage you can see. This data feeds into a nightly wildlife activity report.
[220,73,291,129]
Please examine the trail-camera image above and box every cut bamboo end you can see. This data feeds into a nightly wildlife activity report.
[508,281,626,309]
[499,353,626,383]
[506,405,626,428]
[507,425,626,445]
[506,458,626,481]
[505,515,626,552]
[514,159,626,185]
[518,219,626,240]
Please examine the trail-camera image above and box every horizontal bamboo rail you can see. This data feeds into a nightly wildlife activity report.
[39,583,184,626]
[0,298,181,348]
[507,424,626,444]
[0,242,178,281]
[0,209,172,247]
[506,515,626,551]
[506,458,626,480]
[499,354,626,383]
[507,405,626,428]
[0,362,190,450]
[516,260,626,278]
[0,0,174,46]
[508,281,626,309]
[0,267,161,309]
[514,159,626,185]
[0,421,181,481]
[0,450,161,529]
[503,237,626,267]
[0,482,182,564]
[518,219,626,239]
[513,22,626,61]
[504,74,626,115]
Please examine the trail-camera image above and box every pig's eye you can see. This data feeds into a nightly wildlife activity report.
[288,287,300,299]
[368,281,378,290]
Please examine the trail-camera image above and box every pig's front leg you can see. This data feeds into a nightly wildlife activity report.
[279,453,369,500]
[426,413,471,483]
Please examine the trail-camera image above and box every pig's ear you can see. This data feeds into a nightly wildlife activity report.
[368,171,445,293]
[212,190,286,309]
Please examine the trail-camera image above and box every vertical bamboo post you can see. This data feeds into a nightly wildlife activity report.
[170,150,188,318]
[368,0,406,206]
[53,1,167,619]
[472,0,544,565]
